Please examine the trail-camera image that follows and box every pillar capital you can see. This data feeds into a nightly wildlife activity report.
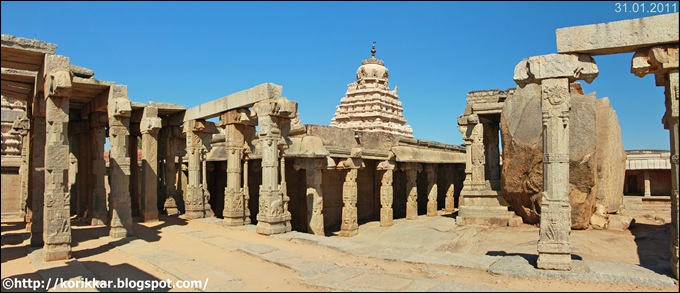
[43,55,72,99]
[293,157,326,171]
[631,45,679,78]
[252,97,298,119]
[218,108,253,126]
[107,85,131,118]
[514,53,598,87]
[140,106,162,135]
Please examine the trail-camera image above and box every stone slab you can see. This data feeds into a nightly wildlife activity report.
[180,83,282,122]
[556,13,679,55]
[487,255,677,288]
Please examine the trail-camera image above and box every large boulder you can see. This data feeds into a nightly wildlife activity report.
[500,83,600,229]
[595,98,626,213]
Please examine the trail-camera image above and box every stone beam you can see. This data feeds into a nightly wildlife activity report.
[556,13,679,55]
[180,83,282,123]
[1,34,57,54]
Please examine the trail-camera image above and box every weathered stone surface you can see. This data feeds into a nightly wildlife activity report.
[501,84,600,229]
[590,204,608,230]
[595,98,626,213]
[556,13,679,55]
[1,34,57,54]
[607,214,634,231]
[183,83,282,122]
[70,64,94,78]
[513,54,598,87]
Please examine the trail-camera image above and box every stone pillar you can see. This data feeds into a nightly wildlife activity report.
[107,84,133,239]
[90,113,108,226]
[643,170,651,197]
[220,109,250,226]
[338,148,362,237]
[294,158,326,235]
[184,119,213,219]
[43,54,72,261]
[243,155,251,224]
[514,53,599,271]
[163,125,183,215]
[425,164,438,216]
[483,119,501,187]
[444,165,455,213]
[252,98,297,235]
[128,131,139,217]
[29,94,45,246]
[377,159,395,227]
[12,115,30,221]
[632,45,678,279]
[401,162,421,220]
[140,106,162,222]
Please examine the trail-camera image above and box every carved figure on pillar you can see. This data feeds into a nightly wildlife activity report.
[425,164,438,216]
[294,158,326,235]
[401,162,421,220]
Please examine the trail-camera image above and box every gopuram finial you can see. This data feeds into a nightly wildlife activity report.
[371,41,376,57]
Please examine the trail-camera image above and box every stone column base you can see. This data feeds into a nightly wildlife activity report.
[109,227,129,239]
[141,211,158,223]
[256,221,290,235]
[537,253,572,270]
[339,228,358,237]
[44,244,70,261]
[380,208,393,227]
[457,189,522,227]
[427,202,438,216]
[223,217,246,226]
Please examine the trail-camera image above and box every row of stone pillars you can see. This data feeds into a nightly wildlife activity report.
[16,54,136,261]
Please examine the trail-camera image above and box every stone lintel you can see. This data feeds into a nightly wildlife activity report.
[556,13,679,55]
[183,83,283,122]
[514,54,599,87]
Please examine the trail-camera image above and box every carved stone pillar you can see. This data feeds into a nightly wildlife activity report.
[12,115,30,221]
[252,98,297,235]
[163,125,183,215]
[377,158,395,227]
[90,113,108,226]
[294,158,326,235]
[425,164,438,216]
[29,94,45,246]
[401,162,421,220]
[107,85,133,239]
[184,119,213,219]
[140,106,161,222]
[444,165,455,213]
[483,119,501,187]
[514,53,599,271]
[338,148,362,237]
[632,45,678,279]
[220,109,250,226]
[43,54,72,261]
[128,130,139,217]
[243,155,251,224]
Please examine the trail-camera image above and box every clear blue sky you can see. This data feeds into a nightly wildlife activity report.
[2,1,677,150]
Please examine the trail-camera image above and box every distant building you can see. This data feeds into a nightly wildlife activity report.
[623,150,672,196]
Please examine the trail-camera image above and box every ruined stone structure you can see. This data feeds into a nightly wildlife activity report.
[624,150,672,197]
[330,43,414,138]
[457,90,522,227]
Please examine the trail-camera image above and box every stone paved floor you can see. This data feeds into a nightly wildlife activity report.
[1,206,678,292]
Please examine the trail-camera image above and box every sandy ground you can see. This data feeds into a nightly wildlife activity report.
[1,197,677,292]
